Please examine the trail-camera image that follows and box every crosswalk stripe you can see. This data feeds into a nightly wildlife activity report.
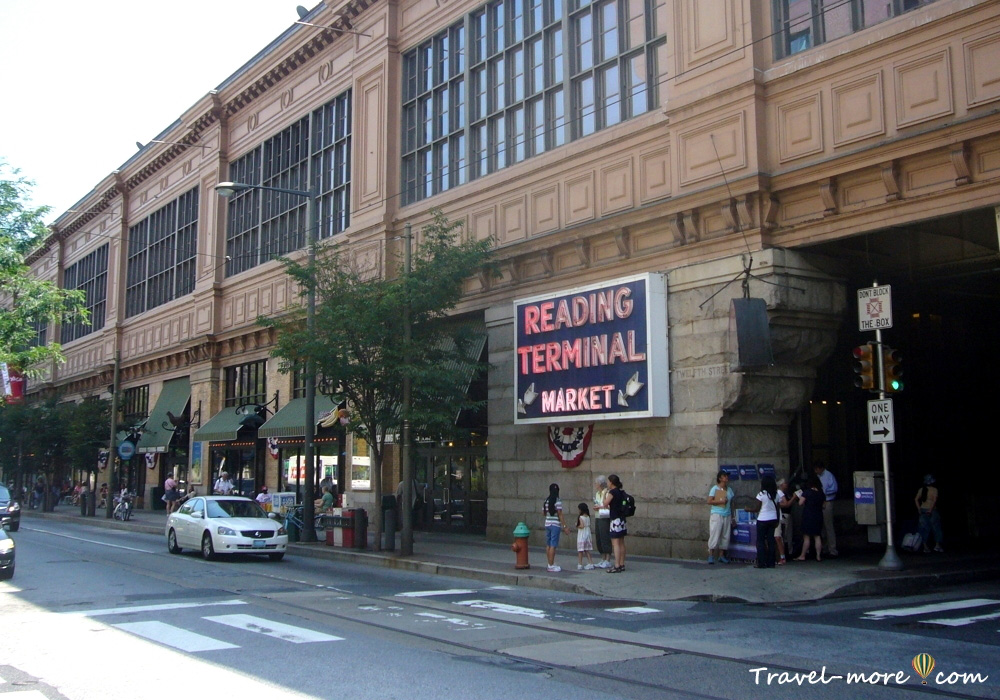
[114,621,239,652]
[396,589,477,598]
[920,610,1000,627]
[607,606,661,614]
[71,599,247,617]
[453,600,547,619]
[203,614,343,643]
[0,692,48,699]
[861,598,999,620]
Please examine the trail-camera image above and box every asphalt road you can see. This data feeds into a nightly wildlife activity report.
[1,521,997,700]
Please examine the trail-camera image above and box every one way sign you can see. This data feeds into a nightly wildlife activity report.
[867,398,895,444]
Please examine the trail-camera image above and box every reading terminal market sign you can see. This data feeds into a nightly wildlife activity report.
[513,273,669,425]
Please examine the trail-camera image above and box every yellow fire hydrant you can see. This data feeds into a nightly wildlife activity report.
[511,522,531,569]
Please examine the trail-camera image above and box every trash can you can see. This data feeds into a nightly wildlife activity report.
[285,513,300,543]
[382,495,397,551]
[354,508,368,549]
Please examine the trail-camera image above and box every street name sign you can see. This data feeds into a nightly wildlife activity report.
[867,398,895,444]
[858,285,892,331]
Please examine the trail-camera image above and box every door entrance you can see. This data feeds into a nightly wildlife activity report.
[418,447,487,532]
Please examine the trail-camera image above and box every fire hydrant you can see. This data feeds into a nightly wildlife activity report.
[512,522,531,569]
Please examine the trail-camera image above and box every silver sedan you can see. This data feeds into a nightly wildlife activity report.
[166,495,288,561]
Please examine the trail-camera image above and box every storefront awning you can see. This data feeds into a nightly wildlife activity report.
[257,395,338,439]
[192,406,247,443]
[137,377,190,454]
[440,318,487,394]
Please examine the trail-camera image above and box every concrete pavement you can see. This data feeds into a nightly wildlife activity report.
[19,506,1000,604]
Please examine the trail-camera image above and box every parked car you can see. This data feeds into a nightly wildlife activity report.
[0,485,20,532]
[0,528,14,580]
[166,495,287,561]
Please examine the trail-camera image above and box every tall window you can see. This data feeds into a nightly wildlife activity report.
[125,187,199,318]
[28,319,47,348]
[225,91,352,277]
[122,385,149,427]
[775,0,935,58]
[224,360,267,408]
[401,0,667,205]
[60,244,108,343]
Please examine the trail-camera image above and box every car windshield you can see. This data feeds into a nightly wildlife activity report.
[0,486,9,501]
[206,499,266,519]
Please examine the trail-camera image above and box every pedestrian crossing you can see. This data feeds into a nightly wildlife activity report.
[861,598,1000,628]
[393,588,663,617]
[67,602,343,654]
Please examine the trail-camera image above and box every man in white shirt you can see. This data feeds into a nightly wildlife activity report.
[814,461,838,556]
[214,471,234,495]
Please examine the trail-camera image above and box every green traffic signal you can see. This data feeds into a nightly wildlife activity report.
[884,346,903,393]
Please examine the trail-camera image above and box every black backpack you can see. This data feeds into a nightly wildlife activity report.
[620,490,636,517]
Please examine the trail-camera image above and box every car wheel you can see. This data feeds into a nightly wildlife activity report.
[167,529,182,554]
[201,532,215,560]
[0,568,12,581]
[9,522,18,532]
[268,552,285,562]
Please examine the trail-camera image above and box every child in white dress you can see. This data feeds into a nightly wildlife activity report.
[577,503,596,570]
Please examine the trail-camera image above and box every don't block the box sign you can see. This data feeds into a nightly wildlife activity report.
[513,273,669,424]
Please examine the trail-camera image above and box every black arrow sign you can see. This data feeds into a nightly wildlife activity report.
[872,427,891,437]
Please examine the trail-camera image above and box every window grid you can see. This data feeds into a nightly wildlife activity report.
[60,244,108,343]
[401,0,666,205]
[225,91,352,277]
[122,385,149,427]
[775,0,936,58]
[125,188,199,318]
[224,360,267,408]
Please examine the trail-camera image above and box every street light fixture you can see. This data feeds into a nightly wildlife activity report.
[215,180,320,543]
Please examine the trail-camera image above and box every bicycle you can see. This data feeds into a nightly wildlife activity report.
[283,504,324,538]
[113,490,133,521]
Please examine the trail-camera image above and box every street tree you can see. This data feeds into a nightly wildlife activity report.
[0,160,88,376]
[261,210,496,550]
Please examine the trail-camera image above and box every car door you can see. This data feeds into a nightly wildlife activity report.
[176,498,204,548]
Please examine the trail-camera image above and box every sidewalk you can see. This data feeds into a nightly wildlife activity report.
[20,506,1000,604]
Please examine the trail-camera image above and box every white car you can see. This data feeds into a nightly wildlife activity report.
[166,495,287,561]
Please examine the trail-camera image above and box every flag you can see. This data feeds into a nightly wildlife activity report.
[547,425,594,468]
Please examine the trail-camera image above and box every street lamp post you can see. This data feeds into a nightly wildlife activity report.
[216,181,320,542]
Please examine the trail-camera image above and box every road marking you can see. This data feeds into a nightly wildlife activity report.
[25,527,156,553]
[861,598,999,620]
[395,589,476,598]
[415,612,490,628]
[114,621,238,652]
[68,599,247,617]
[453,600,547,619]
[920,610,1000,627]
[607,606,661,614]
[204,614,344,643]
[0,693,49,700]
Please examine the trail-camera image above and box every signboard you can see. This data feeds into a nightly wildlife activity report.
[738,464,759,480]
[867,398,895,444]
[720,465,740,480]
[513,273,669,424]
[854,487,876,504]
[858,285,892,331]
[117,439,136,461]
[1,363,24,404]
[757,464,776,478]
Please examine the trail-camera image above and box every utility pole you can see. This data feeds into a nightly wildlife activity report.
[106,351,120,518]
[400,223,414,555]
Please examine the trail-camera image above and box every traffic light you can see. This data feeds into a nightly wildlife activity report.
[883,346,903,393]
[852,342,876,391]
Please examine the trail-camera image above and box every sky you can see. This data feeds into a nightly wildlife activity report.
[0,0,317,223]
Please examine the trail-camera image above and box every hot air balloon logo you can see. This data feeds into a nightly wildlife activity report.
[912,653,935,684]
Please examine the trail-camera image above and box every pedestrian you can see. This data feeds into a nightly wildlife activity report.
[99,483,108,508]
[775,478,795,565]
[213,471,234,495]
[593,475,613,569]
[795,476,825,561]
[163,474,180,514]
[915,474,943,553]
[747,476,779,568]
[813,461,839,556]
[602,474,628,573]
[256,485,272,511]
[576,503,596,570]
[315,485,336,512]
[543,483,569,572]
[707,471,734,564]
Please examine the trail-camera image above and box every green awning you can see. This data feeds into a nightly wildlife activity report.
[192,406,247,443]
[137,377,190,454]
[258,395,338,438]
